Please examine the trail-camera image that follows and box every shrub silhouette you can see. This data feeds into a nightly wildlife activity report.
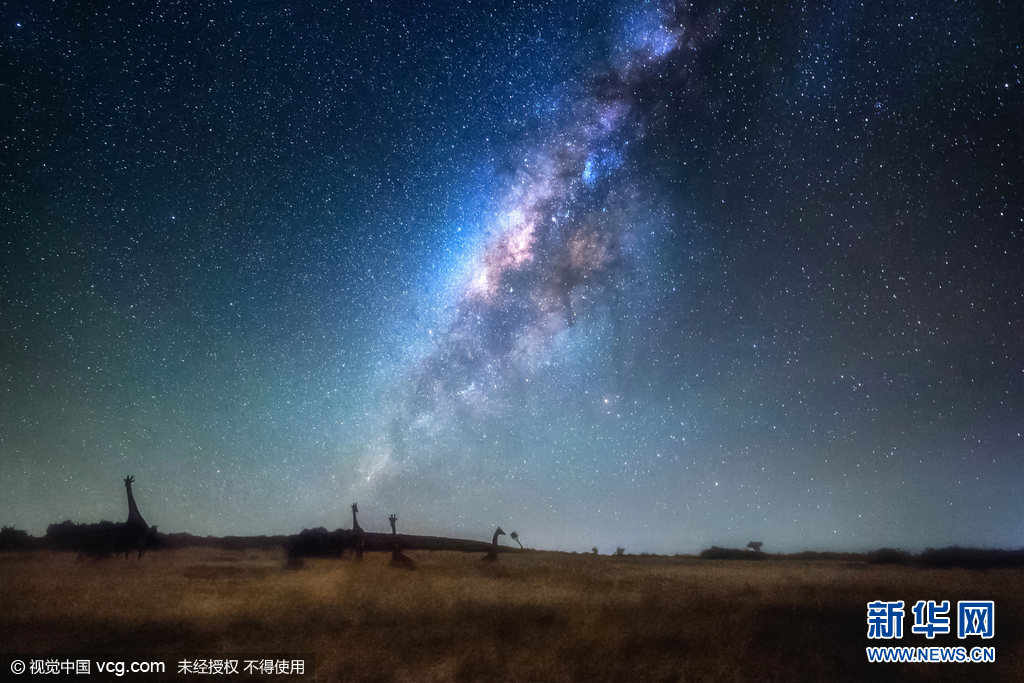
[699,546,766,560]
[0,526,38,551]
[42,520,161,558]
[287,527,360,559]
[867,548,913,565]
[918,546,1024,570]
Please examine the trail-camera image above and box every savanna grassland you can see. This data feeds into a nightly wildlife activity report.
[1,548,1021,682]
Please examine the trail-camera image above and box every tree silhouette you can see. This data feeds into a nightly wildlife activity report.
[510,531,522,549]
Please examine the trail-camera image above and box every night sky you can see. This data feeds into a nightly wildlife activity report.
[2,0,1021,554]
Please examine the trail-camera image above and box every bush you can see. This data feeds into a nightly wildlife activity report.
[867,548,913,565]
[287,527,359,559]
[699,546,766,561]
[918,546,1024,570]
[44,520,158,558]
[0,526,38,551]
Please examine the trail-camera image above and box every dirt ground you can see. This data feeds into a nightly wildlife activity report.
[1,548,1020,682]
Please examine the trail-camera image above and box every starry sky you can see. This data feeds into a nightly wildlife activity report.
[2,0,1021,554]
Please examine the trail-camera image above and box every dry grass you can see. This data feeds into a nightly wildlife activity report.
[1,549,1021,682]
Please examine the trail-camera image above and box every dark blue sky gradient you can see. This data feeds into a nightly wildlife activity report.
[2,0,1022,553]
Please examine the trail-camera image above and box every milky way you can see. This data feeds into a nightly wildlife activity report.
[351,2,717,526]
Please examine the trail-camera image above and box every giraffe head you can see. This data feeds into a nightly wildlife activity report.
[495,527,505,536]
[124,475,135,488]
[352,502,359,514]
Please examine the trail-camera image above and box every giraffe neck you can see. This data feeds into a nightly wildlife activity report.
[352,508,362,532]
[126,483,148,528]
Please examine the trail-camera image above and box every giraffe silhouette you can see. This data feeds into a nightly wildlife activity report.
[389,540,417,570]
[350,502,364,560]
[350,502,363,533]
[117,476,153,559]
[124,476,148,528]
[482,526,505,562]
[386,512,416,569]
